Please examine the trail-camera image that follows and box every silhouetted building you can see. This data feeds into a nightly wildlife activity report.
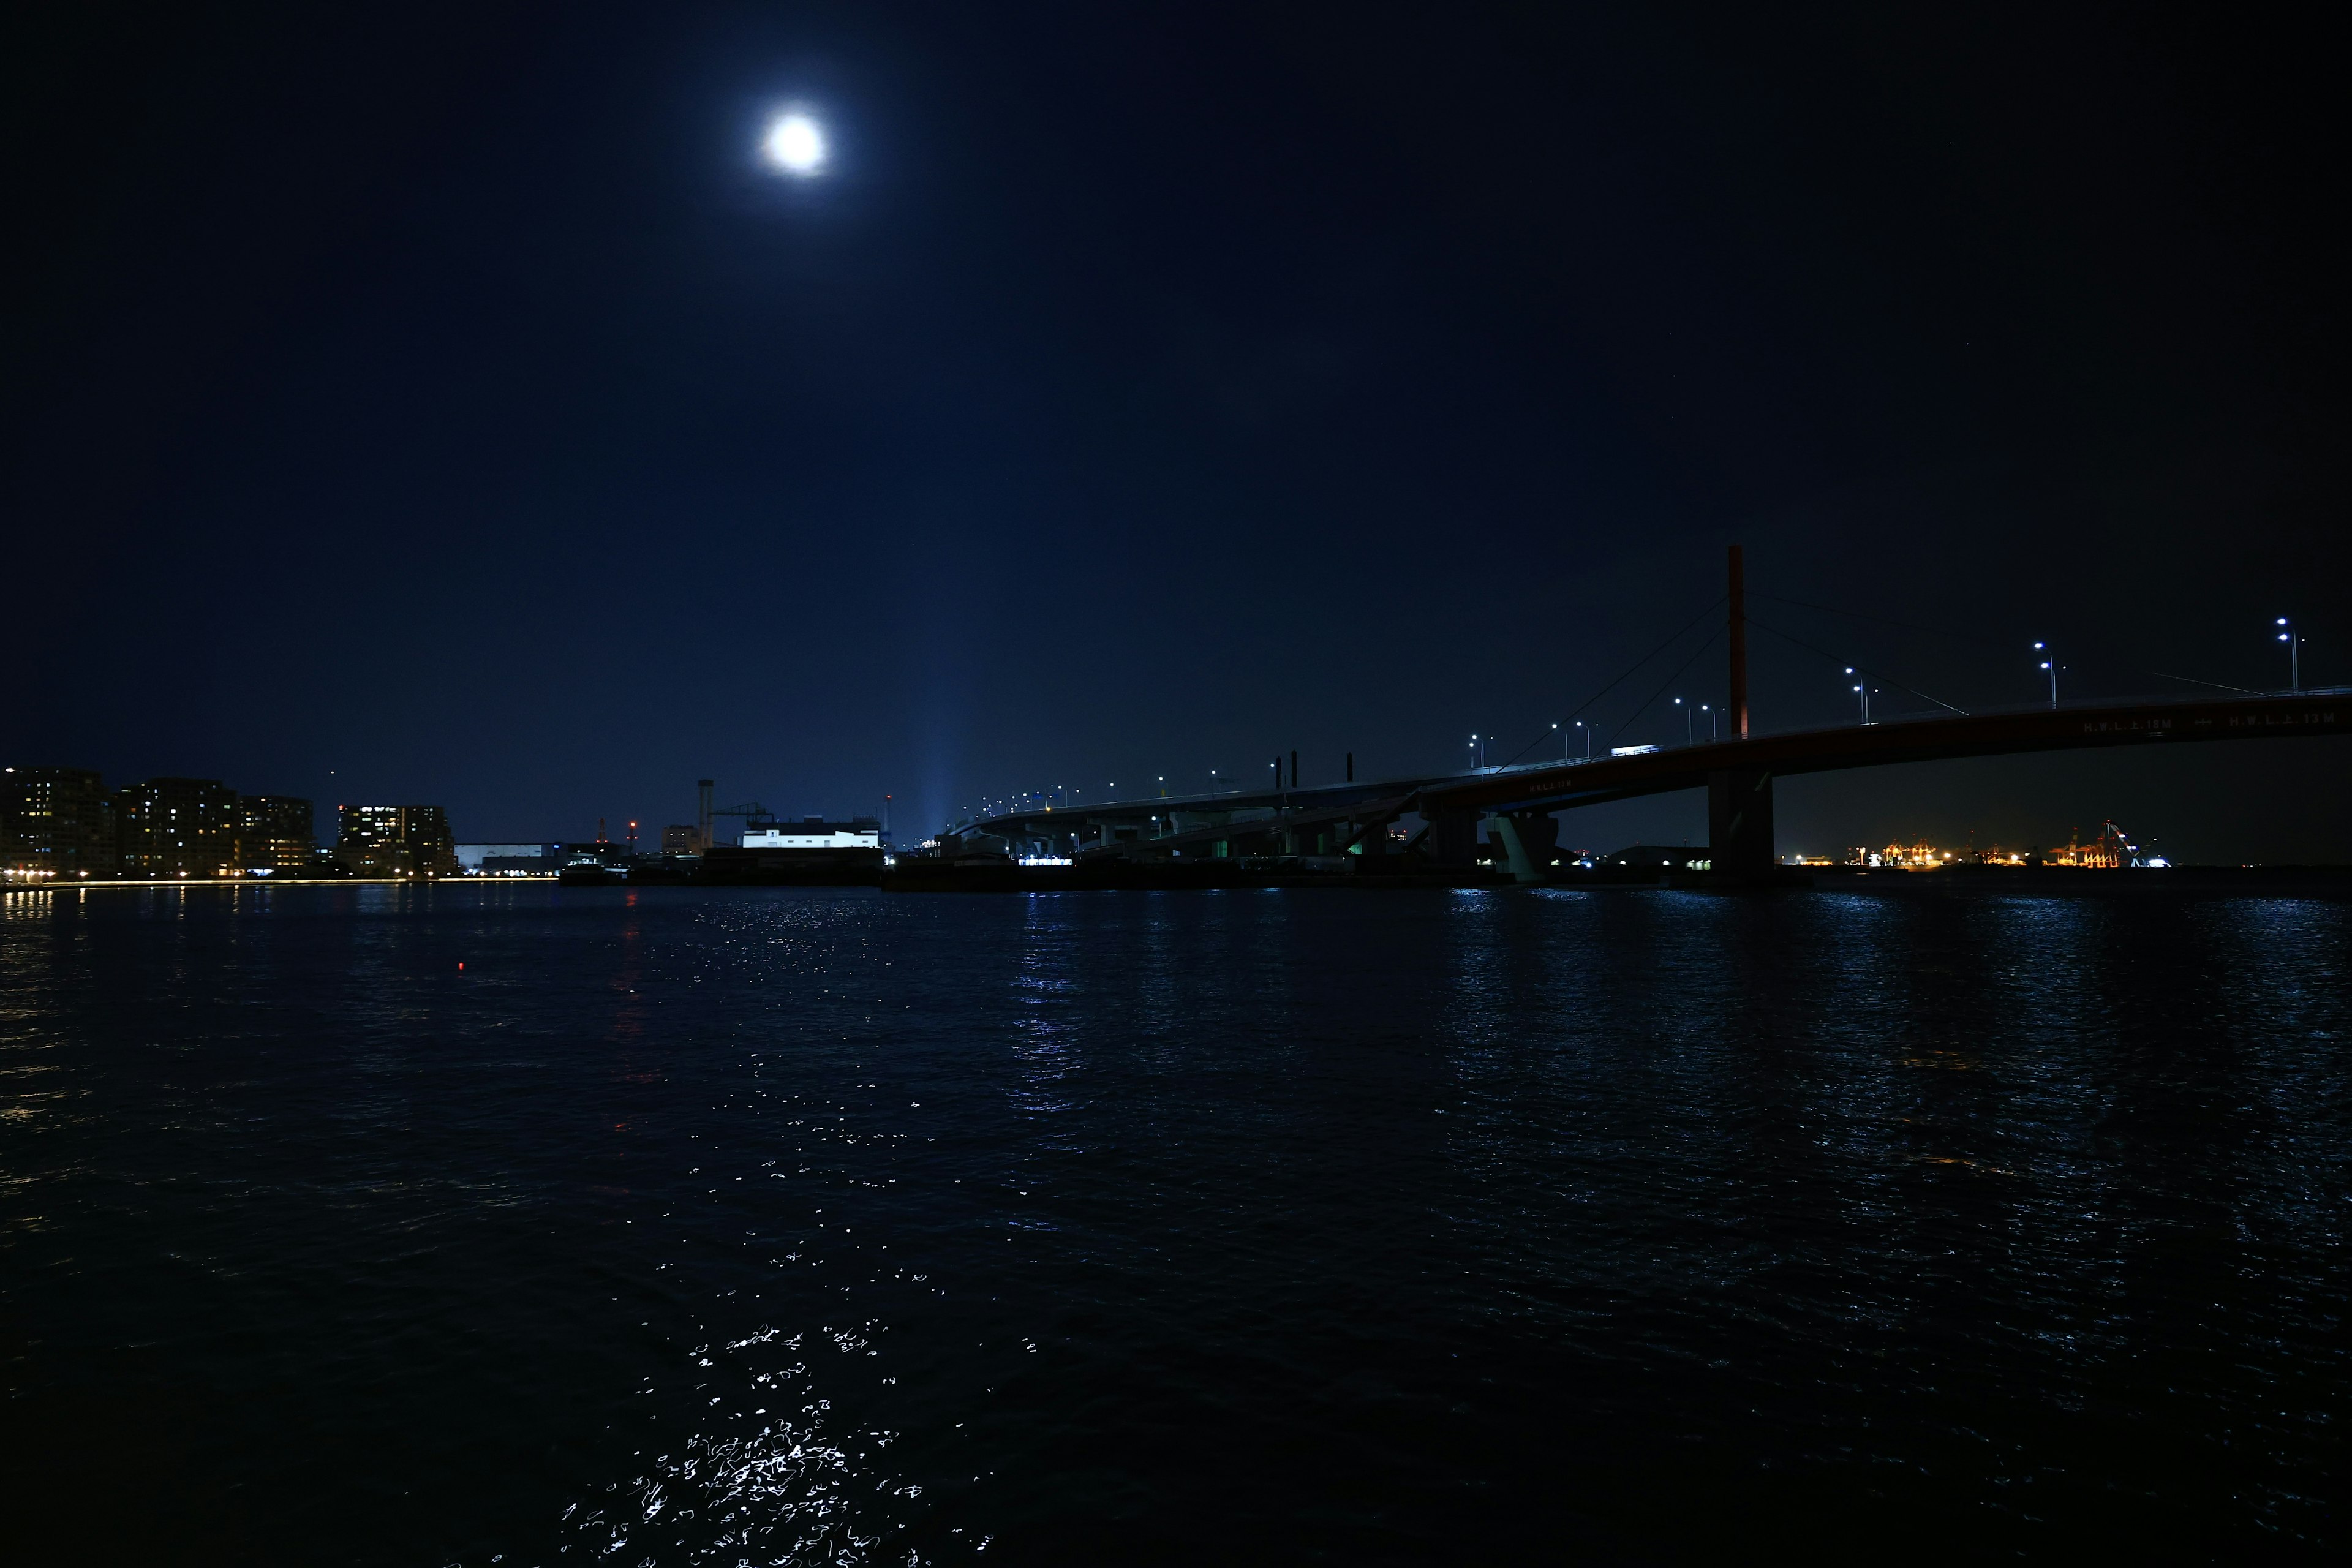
[662,824,705,856]
[2,766,118,878]
[117,777,240,877]
[235,795,315,874]
[336,804,458,876]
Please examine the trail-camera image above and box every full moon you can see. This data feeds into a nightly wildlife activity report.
[763,113,826,175]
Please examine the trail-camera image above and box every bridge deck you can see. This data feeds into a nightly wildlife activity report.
[956,690,2350,846]
[1425,688,2352,815]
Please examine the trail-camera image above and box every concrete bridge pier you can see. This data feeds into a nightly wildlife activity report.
[1707,768,1776,878]
[1426,804,1481,867]
[1487,810,1559,883]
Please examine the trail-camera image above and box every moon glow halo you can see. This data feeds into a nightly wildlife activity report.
[763,113,827,175]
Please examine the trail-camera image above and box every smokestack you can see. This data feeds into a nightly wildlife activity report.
[1346,752,1354,783]
[1290,750,1298,788]
[1728,545,1749,741]
[697,779,714,852]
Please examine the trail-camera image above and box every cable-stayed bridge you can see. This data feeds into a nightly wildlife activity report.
[948,549,2348,880]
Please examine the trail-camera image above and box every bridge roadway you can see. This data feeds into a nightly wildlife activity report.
[952,688,2352,880]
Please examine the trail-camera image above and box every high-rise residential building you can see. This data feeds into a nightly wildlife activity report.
[335,805,458,876]
[236,795,315,874]
[116,777,241,877]
[1,766,118,878]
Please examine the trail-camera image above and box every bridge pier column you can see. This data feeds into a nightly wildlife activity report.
[1707,768,1776,878]
[1488,811,1558,884]
[1427,805,1480,867]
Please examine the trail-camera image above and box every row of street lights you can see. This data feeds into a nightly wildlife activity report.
[967,766,1219,822]
[1838,619,2304,733]
[2021,619,2303,718]
[1670,696,1720,745]
[1548,616,2316,747]
[1523,701,1733,771]
[976,616,2314,817]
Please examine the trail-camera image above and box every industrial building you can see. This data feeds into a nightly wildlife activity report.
[456,843,560,875]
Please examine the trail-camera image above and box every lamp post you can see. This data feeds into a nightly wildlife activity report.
[1577,719,1591,762]
[1675,696,1691,746]
[2277,617,2301,690]
[2034,642,2056,708]
[1845,668,1869,725]
[1702,703,1716,741]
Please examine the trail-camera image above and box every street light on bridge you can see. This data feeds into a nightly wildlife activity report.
[1675,696,1691,746]
[2277,617,2301,690]
[1845,668,1871,725]
[2034,642,2057,708]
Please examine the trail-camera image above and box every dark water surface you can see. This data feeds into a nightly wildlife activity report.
[2,883,2345,1562]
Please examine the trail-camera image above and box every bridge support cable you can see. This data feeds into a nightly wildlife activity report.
[1753,590,2259,712]
[1495,595,1727,770]
[1608,626,1725,748]
[2152,671,2262,695]
[1751,590,2016,654]
[1744,615,1970,718]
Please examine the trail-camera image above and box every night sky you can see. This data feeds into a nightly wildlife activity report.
[8,4,2345,861]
